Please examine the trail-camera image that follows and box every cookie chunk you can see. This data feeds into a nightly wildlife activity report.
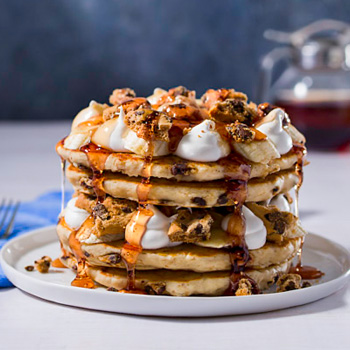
[75,193,137,236]
[168,209,213,243]
[226,121,255,143]
[109,88,136,105]
[246,202,295,243]
[125,109,172,142]
[34,256,52,273]
[201,88,248,109]
[103,97,151,121]
[209,99,258,125]
[168,86,195,98]
[276,273,302,292]
[235,278,254,296]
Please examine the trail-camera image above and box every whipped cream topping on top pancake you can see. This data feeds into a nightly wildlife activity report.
[174,120,230,162]
[72,100,106,130]
[257,108,293,155]
[63,87,304,163]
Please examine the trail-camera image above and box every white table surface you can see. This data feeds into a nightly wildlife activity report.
[0,122,349,350]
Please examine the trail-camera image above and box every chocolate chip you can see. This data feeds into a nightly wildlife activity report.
[107,287,118,292]
[93,203,109,220]
[191,197,206,206]
[108,254,122,264]
[145,283,166,295]
[121,206,132,213]
[217,193,228,205]
[25,265,34,271]
[84,251,90,257]
[72,265,77,271]
[264,212,286,234]
[194,224,203,234]
[171,162,191,176]
[272,187,279,194]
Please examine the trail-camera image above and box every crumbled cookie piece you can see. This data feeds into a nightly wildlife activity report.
[168,86,194,98]
[145,282,166,295]
[34,256,52,273]
[209,99,258,125]
[109,88,136,105]
[235,278,254,296]
[168,209,213,242]
[276,273,302,292]
[79,177,93,190]
[103,98,151,121]
[125,109,172,142]
[201,88,248,109]
[226,121,255,143]
[92,203,109,220]
[75,194,137,236]
[25,265,34,272]
[160,100,206,121]
[246,202,295,243]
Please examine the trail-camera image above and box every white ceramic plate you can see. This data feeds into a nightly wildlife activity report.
[1,226,349,317]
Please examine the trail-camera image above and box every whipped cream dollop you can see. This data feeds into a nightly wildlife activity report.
[257,108,293,155]
[72,100,105,130]
[174,120,230,162]
[221,206,267,250]
[140,206,181,250]
[64,198,90,230]
[269,194,291,212]
[92,107,129,152]
[92,107,170,156]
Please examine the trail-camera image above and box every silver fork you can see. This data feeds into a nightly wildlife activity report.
[0,199,20,239]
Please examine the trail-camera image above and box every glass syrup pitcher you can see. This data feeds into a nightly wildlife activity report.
[257,19,350,150]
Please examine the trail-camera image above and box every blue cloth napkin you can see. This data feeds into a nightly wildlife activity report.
[0,191,72,287]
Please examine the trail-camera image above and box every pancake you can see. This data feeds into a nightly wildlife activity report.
[56,221,302,271]
[54,86,309,296]
[87,260,292,296]
[57,142,299,181]
[66,165,299,207]
[70,192,304,242]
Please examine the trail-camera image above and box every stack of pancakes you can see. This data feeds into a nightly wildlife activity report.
[56,86,307,296]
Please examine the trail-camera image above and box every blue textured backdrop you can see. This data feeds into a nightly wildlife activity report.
[1,0,350,120]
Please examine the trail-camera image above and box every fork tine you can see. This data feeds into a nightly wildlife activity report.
[0,199,13,232]
[1,201,20,239]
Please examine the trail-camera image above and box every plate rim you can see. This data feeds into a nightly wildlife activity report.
[1,225,350,316]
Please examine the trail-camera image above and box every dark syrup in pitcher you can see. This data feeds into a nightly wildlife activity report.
[275,89,350,150]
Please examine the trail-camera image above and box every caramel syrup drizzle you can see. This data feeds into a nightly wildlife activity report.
[120,143,155,293]
[288,143,324,279]
[59,142,111,288]
[224,171,261,295]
